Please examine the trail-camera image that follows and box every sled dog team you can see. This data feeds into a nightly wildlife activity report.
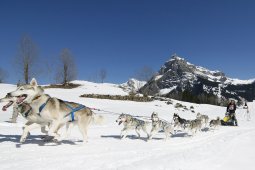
[0,78,220,144]
[116,112,220,140]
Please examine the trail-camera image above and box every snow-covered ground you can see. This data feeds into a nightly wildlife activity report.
[70,80,129,96]
[0,82,255,170]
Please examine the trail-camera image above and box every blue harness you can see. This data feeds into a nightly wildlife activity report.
[38,97,85,122]
[64,102,86,122]
[39,98,51,113]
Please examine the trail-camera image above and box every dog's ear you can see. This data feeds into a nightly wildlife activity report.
[30,78,38,86]
[151,112,155,118]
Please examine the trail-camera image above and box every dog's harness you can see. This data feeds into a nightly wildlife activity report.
[31,95,52,116]
[39,98,51,113]
[36,97,51,116]
[31,96,85,121]
[64,102,86,122]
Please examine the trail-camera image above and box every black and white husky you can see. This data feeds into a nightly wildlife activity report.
[172,113,190,130]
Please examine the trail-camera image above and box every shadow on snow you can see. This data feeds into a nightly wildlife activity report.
[0,134,78,148]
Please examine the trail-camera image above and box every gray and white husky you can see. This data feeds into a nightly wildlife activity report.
[1,95,53,142]
[196,113,209,128]
[186,119,202,136]
[5,78,103,144]
[148,112,174,140]
[209,117,221,129]
[116,113,149,139]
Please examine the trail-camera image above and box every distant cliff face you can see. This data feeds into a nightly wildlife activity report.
[140,55,255,102]
[120,78,146,93]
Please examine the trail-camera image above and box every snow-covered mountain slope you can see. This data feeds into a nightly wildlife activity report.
[0,83,255,170]
[69,79,145,96]
[140,54,255,102]
[70,80,129,96]
[119,78,146,93]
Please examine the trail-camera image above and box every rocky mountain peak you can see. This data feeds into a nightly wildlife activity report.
[140,55,255,103]
[159,54,193,75]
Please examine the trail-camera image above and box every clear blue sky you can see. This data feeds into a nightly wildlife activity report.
[0,0,255,84]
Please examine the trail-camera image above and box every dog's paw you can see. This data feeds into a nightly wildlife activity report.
[52,138,60,143]
[19,137,26,143]
[146,137,153,142]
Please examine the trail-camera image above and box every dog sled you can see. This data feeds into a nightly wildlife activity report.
[221,112,236,126]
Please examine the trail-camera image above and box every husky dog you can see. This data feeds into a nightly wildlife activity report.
[1,95,90,142]
[116,113,149,139]
[196,113,209,127]
[0,95,49,142]
[172,113,190,130]
[209,117,221,129]
[5,78,103,144]
[8,83,26,123]
[148,112,174,140]
[186,119,202,135]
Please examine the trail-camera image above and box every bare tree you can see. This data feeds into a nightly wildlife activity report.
[99,69,107,83]
[56,48,77,85]
[0,68,8,83]
[15,35,38,84]
[134,66,155,81]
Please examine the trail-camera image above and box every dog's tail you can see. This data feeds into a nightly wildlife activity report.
[92,112,104,125]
